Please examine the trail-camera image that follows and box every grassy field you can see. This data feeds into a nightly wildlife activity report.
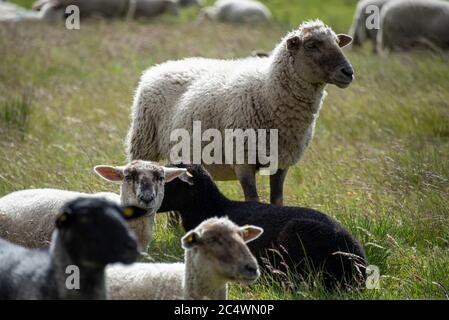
[1,0,448,299]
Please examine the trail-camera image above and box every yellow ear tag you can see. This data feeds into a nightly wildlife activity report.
[242,229,249,238]
[186,172,193,178]
[123,208,134,218]
[187,234,194,243]
[59,213,68,222]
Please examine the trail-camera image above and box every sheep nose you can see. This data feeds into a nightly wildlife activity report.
[243,263,258,275]
[340,65,354,78]
[125,239,137,251]
[138,193,155,205]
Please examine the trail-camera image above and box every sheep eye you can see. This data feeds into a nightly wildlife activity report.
[124,173,134,180]
[208,237,222,245]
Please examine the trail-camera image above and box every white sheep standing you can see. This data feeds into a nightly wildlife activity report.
[200,0,272,23]
[107,217,263,300]
[126,19,354,206]
[377,0,449,53]
[0,160,186,249]
[348,0,390,49]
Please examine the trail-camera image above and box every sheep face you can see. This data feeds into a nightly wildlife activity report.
[55,198,147,267]
[287,21,354,88]
[159,162,212,212]
[94,160,186,214]
[182,218,263,284]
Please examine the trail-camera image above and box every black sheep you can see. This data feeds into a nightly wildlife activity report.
[0,197,147,300]
[158,163,367,289]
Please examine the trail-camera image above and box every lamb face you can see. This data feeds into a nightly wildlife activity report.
[182,218,263,284]
[286,21,354,88]
[94,160,186,214]
[55,197,147,267]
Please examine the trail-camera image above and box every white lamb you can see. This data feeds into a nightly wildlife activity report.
[107,217,263,300]
[200,0,272,23]
[0,160,186,249]
[126,19,354,206]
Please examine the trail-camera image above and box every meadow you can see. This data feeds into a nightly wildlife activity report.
[1,0,448,299]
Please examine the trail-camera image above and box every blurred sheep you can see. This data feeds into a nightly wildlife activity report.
[377,0,449,52]
[200,0,272,23]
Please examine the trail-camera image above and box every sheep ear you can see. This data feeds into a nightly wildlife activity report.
[240,225,264,243]
[178,171,194,186]
[287,36,301,51]
[93,165,124,183]
[338,34,352,48]
[163,167,187,183]
[121,206,148,221]
[181,230,201,249]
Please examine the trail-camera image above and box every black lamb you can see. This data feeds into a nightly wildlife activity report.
[158,163,367,289]
[0,197,147,300]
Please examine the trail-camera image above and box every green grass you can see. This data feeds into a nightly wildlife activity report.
[2,1,448,299]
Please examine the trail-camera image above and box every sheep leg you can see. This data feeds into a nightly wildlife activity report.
[269,168,288,206]
[234,165,259,202]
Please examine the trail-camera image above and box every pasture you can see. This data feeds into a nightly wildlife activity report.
[1,0,448,299]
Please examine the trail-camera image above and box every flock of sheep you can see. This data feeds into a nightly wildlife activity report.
[0,0,447,300]
[350,0,449,52]
[0,0,273,23]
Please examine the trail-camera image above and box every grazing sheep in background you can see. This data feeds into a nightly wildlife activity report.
[251,49,270,57]
[32,0,179,19]
[177,0,202,6]
[127,19,354,206]
[107,217,262,300]
[157,163,367,289]
[0,198,146,300]
[0,1,63,23]
[377,0,449,52]
[200,0,272,23]
[0,160,186,249]
[349,0,390,49]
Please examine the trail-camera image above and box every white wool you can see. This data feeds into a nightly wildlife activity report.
[202,0,272,23]
[107,263,185,300]
[0,1,63,22]
[0,189,120,248]
[127,20,336,174]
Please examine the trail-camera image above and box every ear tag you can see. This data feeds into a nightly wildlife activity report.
[123,207,134,218]
[59,213,68,222]
[186,172,193,178]
[242,229,249,238]
[187,234,194,243]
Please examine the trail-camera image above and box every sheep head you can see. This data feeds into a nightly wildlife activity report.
[94,160,186,214]
[182,217,263,284]
[286,19,354,88]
